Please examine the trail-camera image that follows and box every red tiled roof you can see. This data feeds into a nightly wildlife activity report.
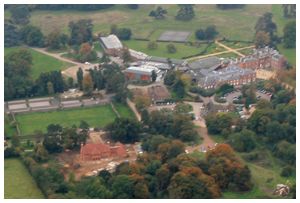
[81,143,110,156]
[81,143,127,158]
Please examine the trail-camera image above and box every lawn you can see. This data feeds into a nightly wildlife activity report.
[5,47,73,79]
[25,5,288,41]
[277,43,296,67]
[5,158,44,199]
[123,40,224,59]
[16,105,117,135]
[113,102,135,119]
[4,115,17,138]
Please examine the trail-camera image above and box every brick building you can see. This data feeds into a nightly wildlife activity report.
[195,65,256,89]
[80,143,127,161]
[232,47,287,70]
[124,65,159,81]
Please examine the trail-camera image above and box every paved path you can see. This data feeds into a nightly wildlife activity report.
[215,40,246,57]
[126,98,141,121]
[186,44,254,62]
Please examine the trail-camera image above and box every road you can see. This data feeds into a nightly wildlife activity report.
[184,101,216,153]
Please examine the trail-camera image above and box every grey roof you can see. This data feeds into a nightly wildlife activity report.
[198,65,255,87]
[189,57,221,70]
[124,66,156,76]
[146,56,185,65]
[100,35,123,49]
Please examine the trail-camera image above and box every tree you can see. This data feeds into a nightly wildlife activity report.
[205,113,234,135]
[254,31,271,48]
[128,4,139,9]
[78,42,97,62]
[112,175,135,198]
[4,23,20,47]
[47,81,54,95]
[110,24,118,35]
[283,21,296,48]
[151,70,157,82]
[282,4,296,18]
[206,144,253,191]
[116,28,132,40]
[122,48,132,63]
[173,80,185,99]
[79,120,89,130]
[175,4,195,21]
[141,109,150,124]
[216,5,245,9]
[205,25,218,40]
[195,29,206,40]
[20,25,45,47]
[158,140,185,162]
[82,74,94,96]
[168,167,221,198]
[166,43,177,53]
[164,70,177,86]
[274,141,295,165]
[76,68,84,90]
[142,135,170,153]
[69,19,93,45]
[9,5,31,25]
[4,49,33,100]
[228,129,256,152]
[255,12,277,45]
[147,41,158,50]
[33,143,49,162]
[74,177,112,198]
[106,118,142,143]
[43,124,64,153]
[149,6,168,19]
[46,30,68,50]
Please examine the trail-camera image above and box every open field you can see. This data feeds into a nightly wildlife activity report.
[113,102,136,119]
[5,159,44,199]
[5,47,73,79]
[23,5,289,41]
[277,43,296,67]
[16,105,117,135]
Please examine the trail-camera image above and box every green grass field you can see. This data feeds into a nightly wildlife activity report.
[277,43,296,67]
[5,47,73,79]
[25,5,288,41]
[113,102,135,119]
[16,105,117,135]
[124,40,224,59]
[5,159,44,199]
[4,115,17,138]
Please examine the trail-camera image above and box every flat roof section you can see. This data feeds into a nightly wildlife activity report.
[8,103,27,110]
[29,101,51,108]
[100,34,123,49]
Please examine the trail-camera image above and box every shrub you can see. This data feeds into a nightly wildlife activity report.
[280,165,294,177]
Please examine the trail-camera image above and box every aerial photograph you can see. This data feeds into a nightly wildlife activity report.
[3,2,296,200]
